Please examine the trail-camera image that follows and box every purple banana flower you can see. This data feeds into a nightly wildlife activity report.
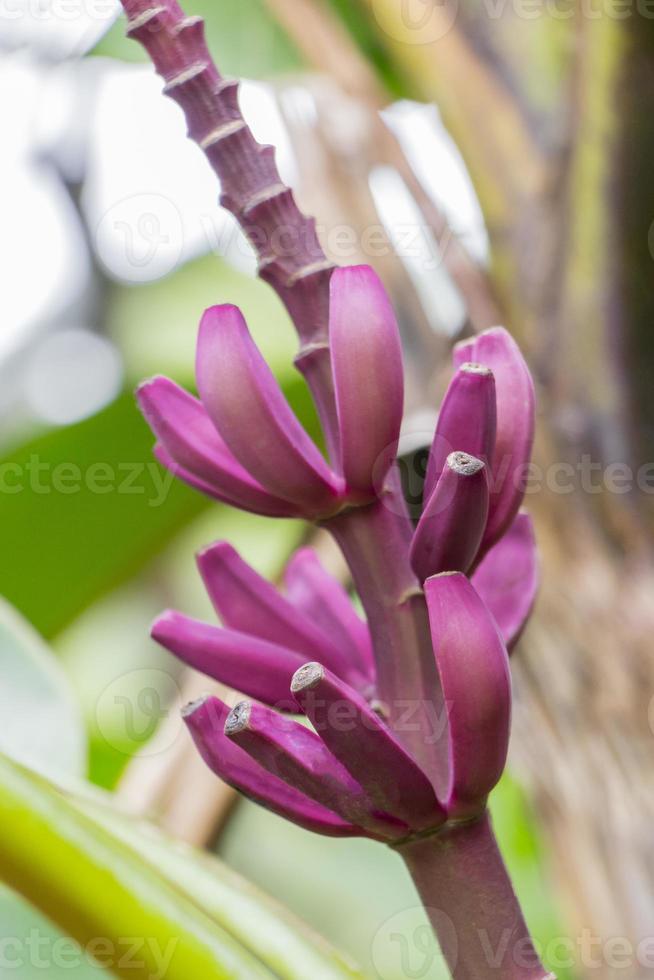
[182,694,359,838]
[152,542,374,705]
[411,451,490,580]
[137,266,403,520]
[149,303,540,974]
[411,325,536,582]
[175,539,527,841]
[329,265,404,494]
[138,378,297,517]
[472,512,539,653]
[424,572,511,819]
[452,327,536,552]
[290,662,445,832]
[222,699,407,840]
[123,1,548,972]
[424,361,497,495]
[284,547,374,677]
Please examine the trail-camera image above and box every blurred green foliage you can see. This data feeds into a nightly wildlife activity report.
[0,256,319,641]
[0,755,364,979]
[324,0,408,97]
[106,253,303,387]
[0,393,205,639]
[0,599,86,777]
[93,0,303,78]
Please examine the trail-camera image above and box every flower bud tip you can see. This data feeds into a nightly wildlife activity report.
[181,694,211,718]
[224,701,251,735]
[291,662,324,693]
[447,451,485,476]
[460,362,492,376]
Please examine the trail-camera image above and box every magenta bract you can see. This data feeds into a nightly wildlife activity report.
[329,265,404,494]
[472,512,539,653]
[424,362,496,499]
[424,572,512,819]
[453,327,535,553]
[137,266,405,518]
[411,451,490,580]
[183,695,360,837]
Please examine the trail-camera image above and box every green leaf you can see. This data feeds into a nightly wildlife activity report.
[0,378,317,642]
[0,755,364,980]
[0,600,86,779]
[0,394,206,639]
[74,796,364,980]
[0,885,105,978]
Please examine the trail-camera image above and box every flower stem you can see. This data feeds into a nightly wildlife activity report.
[119,0,340,452]
[326,471,447,791]
[121,0,333,337]
[397,812,554,980]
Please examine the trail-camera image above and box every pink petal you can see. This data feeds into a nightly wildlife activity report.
[284,547,374,679]
[329,266,404,494]
[424,572,511,818]
[151,611,303,708]
[138,377,295,517]
[225,701,408,841]
[291,663,444,831]
[183,695,359,837]
[472,512,538,653]
[154,445,296,518]
[424,363,496,500]
[411,453,489,581]
[196,541,367,688]
[454,327,535,552]
[196,305,343,515]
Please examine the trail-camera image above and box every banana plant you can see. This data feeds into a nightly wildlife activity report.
[113,2,551,976]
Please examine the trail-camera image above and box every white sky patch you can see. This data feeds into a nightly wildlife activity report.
[83,64,298,283]
[0,162,90,360]
[24,328,123,425]
[382,100,489,265]
[369,165,467,338]
[1,0,119,60]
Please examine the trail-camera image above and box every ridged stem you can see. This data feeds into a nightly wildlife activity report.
[398,812,554,980]
[119,0,340,455]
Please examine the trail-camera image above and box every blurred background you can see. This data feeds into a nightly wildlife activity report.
[1,0,653,977]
